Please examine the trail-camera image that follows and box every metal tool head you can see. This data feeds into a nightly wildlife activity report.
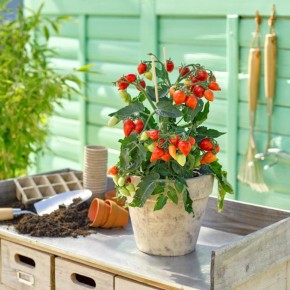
[34,189,92,216]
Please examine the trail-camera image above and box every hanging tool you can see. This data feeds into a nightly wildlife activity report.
[238,11,269,192]
[264,5,277,150]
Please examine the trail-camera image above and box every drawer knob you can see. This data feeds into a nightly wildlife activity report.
[17,270,35,286]
[71,273,96,288]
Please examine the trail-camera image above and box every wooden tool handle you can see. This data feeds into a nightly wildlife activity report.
[0,208,14,221]
[248,48,261,112]
[264,34,277,99]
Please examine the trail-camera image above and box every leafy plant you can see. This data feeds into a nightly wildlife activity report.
[0,2,82,179]
[107,53,233,215]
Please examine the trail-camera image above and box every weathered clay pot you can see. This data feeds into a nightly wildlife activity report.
[129,175,214,256]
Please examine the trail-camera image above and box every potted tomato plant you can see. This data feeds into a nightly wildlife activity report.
[107,53,233,256]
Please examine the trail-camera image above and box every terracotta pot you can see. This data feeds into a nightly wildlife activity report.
[102,200,129,228]
[88,198,110,227]
[105,189,126,207]
[129,175,214,256]
[88,198,129,228]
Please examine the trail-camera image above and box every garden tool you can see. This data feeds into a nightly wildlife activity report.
[264,5,276,151]
[0,189,92,221]
[238,11,269,192]
[256,148,290,170]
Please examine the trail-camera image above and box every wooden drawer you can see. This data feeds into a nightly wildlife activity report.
[1,240,54,290]
[55,257,114,290]
[115,276,160,290]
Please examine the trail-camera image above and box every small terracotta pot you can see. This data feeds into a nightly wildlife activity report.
[105,189,126,207]
[101,199,129,229]
[88,198,110,227]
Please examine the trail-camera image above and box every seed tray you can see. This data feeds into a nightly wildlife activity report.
[14,172,83,206]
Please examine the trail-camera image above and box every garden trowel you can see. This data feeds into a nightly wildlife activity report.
[0,189,92,221]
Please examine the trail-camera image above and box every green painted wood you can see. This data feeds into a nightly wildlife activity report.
[240,47,290,79]
[49,58,80,72]
[46,136,81,162]
[239,103,290,136]
[159,17,226,46]
[87,104,120,127]
[49,116,81,140]
[87,17,140,41]
[87,62,137,84]
[31,0,140,16]
[78,15,88,167]
[239,77,290,108]
[156,0,290,17]
[53,99,80,120]
[87,40,140,64]
[158,44,226,72]
[49,19,79,38]
[47,36,79,59]
[239,18,290,49]
[226,15,239,197]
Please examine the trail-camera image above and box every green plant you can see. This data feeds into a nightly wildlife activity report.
[108,53,233,216]
[0,2,82,180]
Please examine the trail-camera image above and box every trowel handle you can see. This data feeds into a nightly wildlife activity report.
[248,48,261,112]
[264,34,277,99]
[0,208,14,221]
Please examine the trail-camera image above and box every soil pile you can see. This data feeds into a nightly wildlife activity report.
[1,200,97,238]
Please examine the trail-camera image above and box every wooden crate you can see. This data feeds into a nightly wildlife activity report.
[1,240,54,290]
[55,257,114,290]
[115,276,160,290]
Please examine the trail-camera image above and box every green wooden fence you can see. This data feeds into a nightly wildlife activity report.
[25,0,290,210]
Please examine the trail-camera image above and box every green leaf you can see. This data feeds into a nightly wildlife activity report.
[196,126,225,138]
[182,189,194,216]
[75,64,95,72]
[129,173,160,207]
[156,100,182,118]
[152,185,164,195]
[146,85,170,102]
[43,26,49,41]
[183,99,204,122]
[109,102,145,120]
[167,187,178,204]
[193,101,210,126]
[154,194,168,211]
[174,180,184,192]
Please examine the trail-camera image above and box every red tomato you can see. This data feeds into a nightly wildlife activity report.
[189,136,195,146]
[173,90,186,104]
[123,119,135,137]
[117,78,129,90]
[192,85,205,98]
[137,79,146,91]
[177,141,191,156]
[125,74,137,83]
[166,60,174,72]
[198,138,214,151]
[185,95,198,109]
[150,146,165,162]
[196,70,208,81]
[107,165,118,175]
[134,119,144,133]
[161,152,171,161]
[137,62,147,74]
[208,81,221,91]
[178,66,190,77]
[169,134,180,146]
[200,151,217,164]
[204,89,214,101]
[146,130,159,140]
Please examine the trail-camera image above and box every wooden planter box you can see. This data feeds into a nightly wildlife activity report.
[0,169,290,289]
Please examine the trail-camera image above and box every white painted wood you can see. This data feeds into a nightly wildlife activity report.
[115,276,159,290]
[234,262,287,290]
[0,283,14,290]
[211,217,290,289]
[55,257,114,290]
[1,240,54,290]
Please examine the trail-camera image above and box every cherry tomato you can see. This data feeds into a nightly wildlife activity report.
[150,146,165,162]
[166,60,174,72]
[169,86,176,96]
[137,62,147,74]
[196,70,208,81]
[169,134,180,146]
[161,152,171,161]
[146,130,159,140]
[117,78,129,90]
[123,119,135,137]
[107,165,118,175]
[204,89,214,101]
[168,145,177,160]
[134,119,144,133]
[145,71,152,80]
[185,95,198,109]
[192,85,205,98]
[125,74,137,83]
[189,136,195,146]
[177,141,191,156]
[200,151,217,164]
[178,66,190,77]
[199,138,214,151]
[137,79,146,91]
[173,90,186,104]
[208,81,221,91]
[176,154,186,166]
